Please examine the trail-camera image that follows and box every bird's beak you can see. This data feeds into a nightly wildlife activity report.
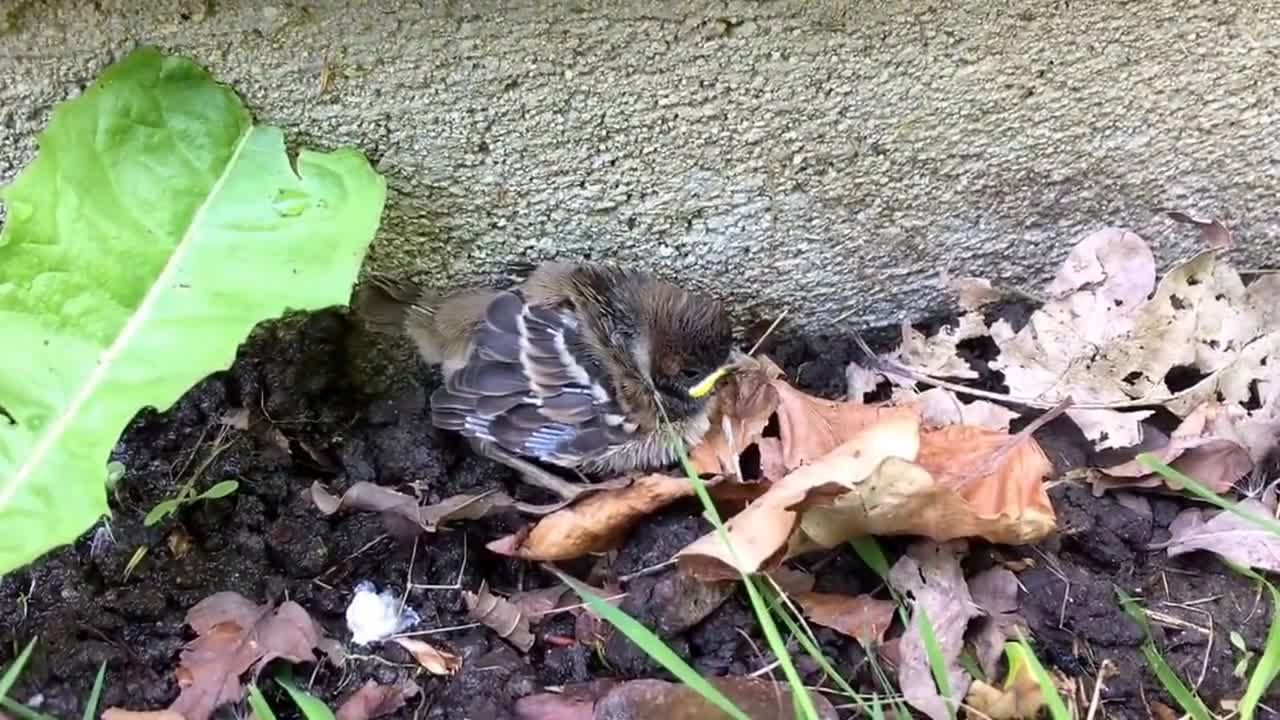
[688,366,730,399]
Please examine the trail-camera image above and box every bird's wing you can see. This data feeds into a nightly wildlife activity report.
[430,289,634,467]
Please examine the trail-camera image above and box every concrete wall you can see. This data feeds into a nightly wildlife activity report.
[4,0,1277,336]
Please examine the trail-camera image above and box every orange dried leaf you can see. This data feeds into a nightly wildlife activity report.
[915,424,1055,531]
[486,474,696,561]
[677,411,1057,581]
[393,637,461,675]
[794,591,896,644]
[689,356,785,475]
[773,382,916,469]
[677,412,922,580]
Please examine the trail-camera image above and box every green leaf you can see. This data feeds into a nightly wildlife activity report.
[552,568,752,720]
[0,637,36,698]
[1117,589,1212,720]
[277,677,337,720]
[0,47,386,574]
[1008,633,1071,720]
[82,662,107,720]
[246,684,279,720]
[197,479,240,500]
[916,606,956,720]
[143,500,180,527]
[1226,563,1280,720]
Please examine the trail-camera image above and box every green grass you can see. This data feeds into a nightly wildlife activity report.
[0,639,104,720]
[1139,452,1280,720]
[1117,587,1213,720]
[553,426,837,719]
[1009,631,1072,720]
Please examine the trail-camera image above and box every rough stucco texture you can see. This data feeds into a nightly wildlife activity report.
[3,0,1278,334]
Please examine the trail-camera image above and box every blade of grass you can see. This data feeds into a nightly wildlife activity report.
[916,606,956,720]
[0,698,58,720]
[0,638,36,698]
[277,676,337,720]
[761,579,897,714]
[1009,632,1071,720]
[1225,562,1280,720]
[1137,453,1280,535]
[552,569,750,720]
[672,439,822,720]
[246,684,279,720]
[82,662,107,720]
[1116,588,1212,720]
[850,537,892,581]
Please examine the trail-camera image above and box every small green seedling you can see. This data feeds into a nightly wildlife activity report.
[1232,630,1255,679]
[144,479,240,526]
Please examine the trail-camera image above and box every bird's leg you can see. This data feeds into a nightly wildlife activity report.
[476,442,630,515]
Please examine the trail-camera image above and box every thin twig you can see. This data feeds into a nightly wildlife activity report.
[747,311,789,356]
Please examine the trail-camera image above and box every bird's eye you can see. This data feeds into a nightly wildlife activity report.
[680,367,703,380]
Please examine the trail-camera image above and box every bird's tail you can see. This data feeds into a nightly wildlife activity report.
[352,272,441,335]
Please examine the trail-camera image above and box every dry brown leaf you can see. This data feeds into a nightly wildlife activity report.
[515,676,838,720]
[1151,495,1280,573]
[393,637,461,675]
[767,566,816,594]
[894,314,989,380]
[689,355,785,475]
[217,408,251,430]
[508,585,575,620]
[102,711,186,720]
[311,481,513,537]
[981,228,1279,450]
[167,527,193,560]
[677,412,1056,581]
[677,411,922,580]
[793,591,896,644]
[1166,209,1233,250]
[966,567,1024,677]
[966,669,1045,720]
[914,424,1055,525]
[1094,399,1254,495]
[486,474,699,561]
[335,679,419,720]
[941,271,1005,311]
[891,542,977,720]
[773,381,917,470]
[169,592,326,720]
[464,581,535,652]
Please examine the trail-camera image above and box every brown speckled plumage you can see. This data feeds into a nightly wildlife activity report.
[355,261,734,510]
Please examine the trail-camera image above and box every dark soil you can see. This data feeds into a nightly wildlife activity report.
[2,308,1276,720]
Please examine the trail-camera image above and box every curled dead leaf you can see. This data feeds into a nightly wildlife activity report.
[487,474,765,562]
[393,637,461,675]
[676,410,1056,581]
[1095,399,1254,495]
[464,581,535,652]
[311,481,513,537]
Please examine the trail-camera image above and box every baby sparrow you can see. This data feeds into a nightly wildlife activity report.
[356,261,737,511]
